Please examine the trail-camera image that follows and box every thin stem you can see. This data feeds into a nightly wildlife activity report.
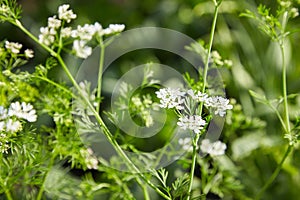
[96,38,105,113]
[187,4,220,200]
[34,76,74,96]
[137,178,150,200]
[254,145,292,200]
[280,43,291,133]
[255,12,292,199]
[199,3,220,115]
[187,133,200,200]
[4,189,13,200]
[14,20,57,57]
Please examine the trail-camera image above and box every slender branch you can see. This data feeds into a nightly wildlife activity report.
[187,133,200,200]
[255,11,292,199]
[187,3,220,200]
[34,76,74,96]
[96,38,105,113]
[255,145,292,200]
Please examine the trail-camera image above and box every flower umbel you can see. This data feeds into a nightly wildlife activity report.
[155,88,185,110]
[177,115,206,134]
[200,139,227,156]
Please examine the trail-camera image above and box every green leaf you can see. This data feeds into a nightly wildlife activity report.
[249,89,268,104]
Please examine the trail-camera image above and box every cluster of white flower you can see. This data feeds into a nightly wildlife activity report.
[155,88,186,110]
[0,102,37,153]
[178,137,193,152]
[80,148,98,170]
[0,102,37,132]
[38,4,125,59]
[177,115,206,134]
[4,41,34,58]
[156,88,233,117]
[200,139,226,156]
[204,96,233,117]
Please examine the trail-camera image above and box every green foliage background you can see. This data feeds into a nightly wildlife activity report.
[0,0,300,199]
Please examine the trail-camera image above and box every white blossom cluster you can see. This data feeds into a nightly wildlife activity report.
[80,148,98,170]
[177,115,206,134]
[38,4,125,59]
[178,137,193,152]
[155,88,186,110]
[156,88,233,117]
[200,139,226,156]
[4,41,34,58]
[156,88,232,134]
[0,102,37,153]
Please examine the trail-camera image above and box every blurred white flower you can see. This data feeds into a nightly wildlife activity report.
[73,40,92,59]
[156,88,185,110]
[5,41,22,54]
[8,102,37,122]
[0,121,5,131]
[177,115,206,134]
[39,27,56,46]
[58,4,77,23]
[6,119,22,132]
[186,89,208,102]
[178,137,193,152]
[24,49,34,58]
[0,106,7,120]
[103,24,125,35]
[205,96,233,117]
[47,15,61,29]
[80,148,98,170]
[71,24,96,41]
[200,139,226,156]
[61,27,72,38]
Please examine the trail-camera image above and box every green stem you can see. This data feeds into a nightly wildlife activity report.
[187,133,200,200]
[4,189,13,200]
[34,76,73,96]
[254,145,292,200]
[255,12,292,199]
[199,3,220,114]
[279,43,291,133]
[96,39,105,113]
[14,20,57,57]
[36,155,56,200]
[187,4,220,200]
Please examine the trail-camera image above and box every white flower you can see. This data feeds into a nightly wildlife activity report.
[8,102,37,122]
[39,27,56,46]
[6,119,22,132]
[177,115,206,134]
[200,139,226,156]
[24,49,34,58]
[205,96,233,117]
[5,41,22,54]
[80,148,98,170]
[61,27,72,38]
[0,106,7,120]
[156,88,185,110]
[71,24,96,41]
[73,40,92,59]
[103,24,125,35]
[186,89,208,102]
[8,101,22,117]
[58,4,77,23]
[21,102,37,122]
[47,15,61,29]
[178,137,193,152]
[93,22,104,37]
[0,121,5,131]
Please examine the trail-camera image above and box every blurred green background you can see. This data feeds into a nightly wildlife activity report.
[1,0,300,199]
